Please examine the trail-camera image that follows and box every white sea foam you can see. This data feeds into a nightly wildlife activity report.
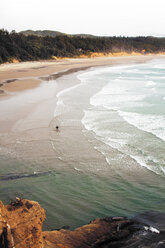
[77,64,138,83]
[160,165,165,174]
[56,99,64,106]
[54,81,83,117]
[154,64,165,70]
[56,83,81,98]
[145,80,156,86]
[129,155,161,175]
[151,87,156,93]
[118,111,165,142]
[54,100,67,117]
[74,167,83,172]
[144,226,160,234]
[130,155,147,168]
[90,81,146,109]
[81,60,165,176]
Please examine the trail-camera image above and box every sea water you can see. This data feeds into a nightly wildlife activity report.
[80,59,165,176]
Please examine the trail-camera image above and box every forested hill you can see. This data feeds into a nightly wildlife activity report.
[20,30,97,38]
[1,29,165,63]
[20,30,67,37]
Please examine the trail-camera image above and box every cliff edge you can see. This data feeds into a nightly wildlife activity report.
[0,198,45,248]
[0,198,164,248]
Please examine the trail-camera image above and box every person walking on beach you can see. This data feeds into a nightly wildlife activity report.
[55,126,59,131]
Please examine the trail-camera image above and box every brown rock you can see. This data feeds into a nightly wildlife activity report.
[0,199,133,248]
[0,198,45,248]
[43,218,132,248]
[1,199,163,248]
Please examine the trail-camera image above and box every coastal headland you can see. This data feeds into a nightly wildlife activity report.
[0,198,165,248]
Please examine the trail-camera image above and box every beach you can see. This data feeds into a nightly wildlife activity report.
[0,55,160,94]
[0,55,165,230]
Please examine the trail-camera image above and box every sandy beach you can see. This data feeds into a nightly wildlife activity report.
[0,55,162,95]
[0,55,165,230]
[1,54,165,178]
[0,55,161,167]
[0,55,164,145]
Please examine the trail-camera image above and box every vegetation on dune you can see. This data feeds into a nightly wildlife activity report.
[1,29,165,63]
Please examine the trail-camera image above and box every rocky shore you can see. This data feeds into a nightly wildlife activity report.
[0,198,164,248]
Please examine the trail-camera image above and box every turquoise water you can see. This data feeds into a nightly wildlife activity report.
[1,156,164,230]
[0,59,165,230]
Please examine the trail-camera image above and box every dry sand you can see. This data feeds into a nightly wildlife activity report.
[1,79,42,93]
[0,55,164,96]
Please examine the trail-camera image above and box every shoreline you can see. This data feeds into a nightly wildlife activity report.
[0,55,165,97]
[0,54,164,180]
[0,55,165,231]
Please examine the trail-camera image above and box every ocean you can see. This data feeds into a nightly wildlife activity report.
[0,58,165,230]
[80,59,165,176]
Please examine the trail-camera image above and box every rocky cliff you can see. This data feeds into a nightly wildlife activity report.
[0,198,164,248]
[0,198,45,248]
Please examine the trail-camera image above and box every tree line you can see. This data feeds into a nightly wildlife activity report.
[1,29,165,63]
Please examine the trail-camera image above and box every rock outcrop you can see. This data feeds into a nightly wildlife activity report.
[0,198,45,248]
[43,217,133,248]
[0,198,165,248]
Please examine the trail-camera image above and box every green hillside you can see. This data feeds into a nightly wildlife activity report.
[1,29,165,64]
[20,30,66,37]
[19,30,96,38]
